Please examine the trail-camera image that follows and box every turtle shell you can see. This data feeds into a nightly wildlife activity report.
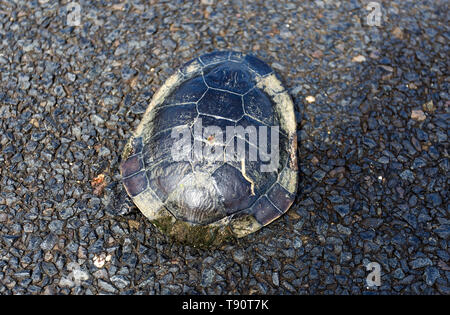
[120,51,298,246]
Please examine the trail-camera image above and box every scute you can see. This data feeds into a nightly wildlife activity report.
[120,154,143,178]
[147,161,192,202]
[149,103,197,134]
[211,163,256,214]
[163,76,207,105]
[194,115,233,164]
[244,55,273,76]
[267,183,295,213]
[249,196,282,225]
[196,115,236,139]
[243,88,275,126]
[143,129,177,166]
[197,89,244,121]
[239,158,278,197]
[204,61,254,94]
[165,171,223,224]
[123,171,148,197]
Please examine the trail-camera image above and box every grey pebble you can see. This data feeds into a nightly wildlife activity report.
[98,279,117,293]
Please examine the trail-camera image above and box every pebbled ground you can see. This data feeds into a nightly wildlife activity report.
[0,0,448,294]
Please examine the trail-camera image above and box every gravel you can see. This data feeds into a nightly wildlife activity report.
[0,0,448,295]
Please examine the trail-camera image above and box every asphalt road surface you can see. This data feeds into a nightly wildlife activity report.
[0,0,448,294]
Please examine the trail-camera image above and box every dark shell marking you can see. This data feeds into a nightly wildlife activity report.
[121,51,298,242]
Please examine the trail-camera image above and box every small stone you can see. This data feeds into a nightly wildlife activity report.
[53,85,66,98]
[311,156,319,165]
[18,74,31,89]
[93,269,108,279]
[407,83,417,89]
[352,55,366,63]
[271,62,285,72]
[393,268,405,279]
[369,50,380,59]
[312,169,326,182]
[361,218,383,229]
[201,269,216,287]
[121,66,138,81]
[42,262,58,276]
[40,233,57,251]
[422,100,435,112]
[380,65,394,72]
[337,224,352,235]
[111,2,126,10]
[412,158,426,169]
[293,237,302,249]
[428,146,439,160]
[427,193,442,207]
[103,95,121,106]
[67,73,76,82]
[334,204,350,217]
[424,267,440,286]
[305,95,316,103]
[14,271,31,280]
[91,114,105,126]
[363,137,377,149]
[232,250,245,263]
[399,170,415,182]
[93,253,111,268]
[58,277,75,288]
[312,50,323,58]
[114,44,128,56]
[201,0,214,5]
[110,275,130,289]
[98,279,117,293]
[411,110,426,121]
[272,272,279,286]
[98,147,111,157]
[410,257,432,269]
[434,225,449,239]
[392,27,404,39]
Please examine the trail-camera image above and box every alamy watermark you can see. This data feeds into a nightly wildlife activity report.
[67,2,81,26]
[366,262,381,287]
[366,2,382,26]
[171,119,280,172]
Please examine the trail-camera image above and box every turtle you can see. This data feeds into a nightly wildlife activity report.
[119,51,298,247]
